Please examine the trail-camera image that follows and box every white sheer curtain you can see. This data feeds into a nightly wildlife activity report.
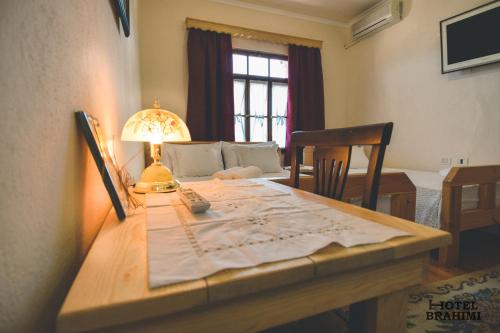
[234,80,246,141]
[250,81,268,142]
[272,83,287,148]
[232,38,289,146]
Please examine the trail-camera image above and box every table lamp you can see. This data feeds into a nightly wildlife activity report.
[121,100,191,193]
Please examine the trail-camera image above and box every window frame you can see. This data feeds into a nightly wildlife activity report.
[233,49,288,144]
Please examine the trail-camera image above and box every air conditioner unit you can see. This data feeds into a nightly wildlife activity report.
[346,0,402,48]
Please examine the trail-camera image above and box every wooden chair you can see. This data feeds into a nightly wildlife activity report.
[289,122,393,211]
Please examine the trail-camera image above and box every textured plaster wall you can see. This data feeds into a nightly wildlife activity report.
[139,0,500,171]
[345,0,500,171]
[138,0,350,129]
[0,1,142,332]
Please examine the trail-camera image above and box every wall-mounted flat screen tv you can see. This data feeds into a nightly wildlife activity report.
[440,1,500,74]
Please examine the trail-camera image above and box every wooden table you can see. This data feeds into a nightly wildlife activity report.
[57,180,450,333]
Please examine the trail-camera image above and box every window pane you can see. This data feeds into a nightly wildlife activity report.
[234,79,245,116]
[272,83,287,148]
[250,117,267,142]
[233,54,247,75]
[272,83,287,147]
[272,118,286,148]
[234,116,245,142]
[249,56,269,76]
[249,81,267,116]
[270,59,288,78]
[249,80,268,142]
[272,83,287,117]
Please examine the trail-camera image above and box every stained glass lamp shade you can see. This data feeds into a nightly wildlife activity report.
[121,101,191,193]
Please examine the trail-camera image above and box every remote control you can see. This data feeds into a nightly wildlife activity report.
[177,187,211,213]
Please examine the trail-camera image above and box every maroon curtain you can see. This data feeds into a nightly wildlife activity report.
[285,45,325,164]
[186,28,235,141]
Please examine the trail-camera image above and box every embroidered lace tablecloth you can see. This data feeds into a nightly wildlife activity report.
[146,179,413,288]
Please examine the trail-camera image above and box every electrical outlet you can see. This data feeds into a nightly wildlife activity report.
[453,157,469,166]
[440,157,451,166]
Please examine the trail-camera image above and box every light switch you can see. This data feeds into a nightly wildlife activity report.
[453,157,469,166]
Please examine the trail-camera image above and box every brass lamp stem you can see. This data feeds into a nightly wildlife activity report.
[151,143,162,164]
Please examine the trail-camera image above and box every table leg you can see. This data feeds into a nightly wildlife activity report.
[349,287,410,333]
[438,232,460,267]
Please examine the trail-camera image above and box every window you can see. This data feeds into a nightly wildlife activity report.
[233,51,288,148]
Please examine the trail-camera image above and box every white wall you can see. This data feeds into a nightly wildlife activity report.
[345,0,500,171]
[0,1,142,332]
[138,0,349,129]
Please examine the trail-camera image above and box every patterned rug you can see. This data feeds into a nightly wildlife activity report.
[263,266,500,333]
[408,266,500,333]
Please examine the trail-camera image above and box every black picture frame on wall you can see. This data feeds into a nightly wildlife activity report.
[115,0,130,37]
[76,111,128,221]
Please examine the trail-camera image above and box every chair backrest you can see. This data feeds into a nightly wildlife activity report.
[289,122,393,210]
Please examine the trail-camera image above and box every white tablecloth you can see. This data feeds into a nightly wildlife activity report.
[146,179,413,288]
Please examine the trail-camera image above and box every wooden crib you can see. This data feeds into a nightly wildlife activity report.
[439,165,500,266]
[278,165,500,267]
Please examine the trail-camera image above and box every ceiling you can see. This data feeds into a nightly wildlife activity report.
[234,0,381,23]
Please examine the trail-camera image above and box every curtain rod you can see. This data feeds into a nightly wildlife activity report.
[185,18,323,49]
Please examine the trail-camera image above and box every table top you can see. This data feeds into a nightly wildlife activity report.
[57,179,450,332]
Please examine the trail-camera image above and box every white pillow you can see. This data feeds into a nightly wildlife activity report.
[350,145,369,169]
[221,141,277,169]
[161,144,175,171]
[233,144,282,173]
[165,143,224,177]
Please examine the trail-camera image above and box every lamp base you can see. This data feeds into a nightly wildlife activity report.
[134,162,178,193]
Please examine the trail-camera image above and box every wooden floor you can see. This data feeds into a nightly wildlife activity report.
[264,226,500,333]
